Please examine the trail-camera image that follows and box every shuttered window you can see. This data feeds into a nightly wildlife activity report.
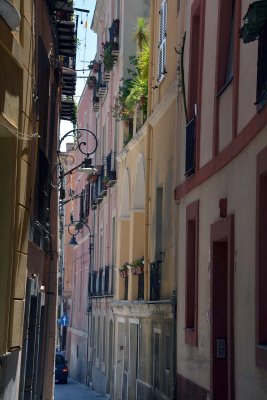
[158,0,167,82]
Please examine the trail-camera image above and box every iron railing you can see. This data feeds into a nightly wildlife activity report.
[185,117,196,177]
[106,151,117,184]
[89,266,113,297]
[150,261,161,301]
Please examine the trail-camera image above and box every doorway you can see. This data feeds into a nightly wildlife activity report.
[210,215,234,400]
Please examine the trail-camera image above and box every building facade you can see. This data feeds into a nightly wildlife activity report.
[174,0,267,399]
[0,0,77,399]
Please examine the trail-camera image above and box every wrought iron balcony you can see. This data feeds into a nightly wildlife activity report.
[60,97,75,121]
[89,266,113,297]
[96,80,107,98]
[106,151,117,187]
[97,165,107,201]
[109,19,120,43]
[150,261,161,301]
[92,86,100,111]
[87,75,96,89]
[185,117,196,177]
[56,20,76,56]
[61,67,76,96]
[46,0,74,14]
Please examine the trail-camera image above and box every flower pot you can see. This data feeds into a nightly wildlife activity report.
[119,270,128,278]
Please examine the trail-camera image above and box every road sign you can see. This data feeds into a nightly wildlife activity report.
[60,314,69,326]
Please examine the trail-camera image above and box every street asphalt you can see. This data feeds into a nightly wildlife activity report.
[54,378,108,400]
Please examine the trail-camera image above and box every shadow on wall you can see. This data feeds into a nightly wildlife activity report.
[0,350,20,400]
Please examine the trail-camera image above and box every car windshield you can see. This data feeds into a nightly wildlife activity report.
[55,355,65,364]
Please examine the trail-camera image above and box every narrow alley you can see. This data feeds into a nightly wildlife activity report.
[54,379,107,400]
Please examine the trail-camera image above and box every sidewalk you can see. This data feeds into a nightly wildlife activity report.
[54,378,109,400]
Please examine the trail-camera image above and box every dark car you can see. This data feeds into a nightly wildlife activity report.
[55,354,68,384]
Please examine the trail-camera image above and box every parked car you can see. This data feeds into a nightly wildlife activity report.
[55,354,68,384]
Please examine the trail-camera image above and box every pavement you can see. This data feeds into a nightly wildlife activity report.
[54,378,109,400]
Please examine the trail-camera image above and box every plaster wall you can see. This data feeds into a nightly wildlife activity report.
[177,127,267,398]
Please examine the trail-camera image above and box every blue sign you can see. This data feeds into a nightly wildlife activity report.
[60,314,69,326]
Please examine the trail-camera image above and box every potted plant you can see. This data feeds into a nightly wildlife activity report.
[129,257,144,275]
[103,42,115,72]
[118,262,128,278]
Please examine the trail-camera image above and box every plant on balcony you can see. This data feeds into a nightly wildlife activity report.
[125,18,149,121]
[102,42,115,72]
[129,257,144,275]
[88,60,101,73]
[111,64,136,120]
[111,18,149,122]
[118,262,128,278]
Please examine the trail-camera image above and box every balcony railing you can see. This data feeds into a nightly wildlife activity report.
[56,21,76,57]
[60,97,75,121]
[97,165,107,201]
[89,266,113,297]
[109,19,120,43]
[106,151,117,187]
[46,0,74,14]
[150,261,161,301]
[61,67,76,96]
[185,117,196,177]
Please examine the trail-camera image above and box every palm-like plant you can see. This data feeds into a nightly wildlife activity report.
[133,17,149,51]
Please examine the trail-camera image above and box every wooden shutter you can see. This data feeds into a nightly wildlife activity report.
[158,0,167,81]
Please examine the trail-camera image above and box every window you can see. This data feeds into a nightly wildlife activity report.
[216,0,236,95]
[185,200,199,346]
[256,146,267,368]
[186,0,205,175]
[158,0,167,82]
[256,22,267,109]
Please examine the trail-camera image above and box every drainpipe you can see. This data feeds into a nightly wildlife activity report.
[171,289,177,400]
[144,0,155,301]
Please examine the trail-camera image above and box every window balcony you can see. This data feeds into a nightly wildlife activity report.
[97,165,107,201]
[87,75,96,90]
[96,81,107,98]
[56,21,76,57]
[60,97,75,121]
[106,151,117,187]
[61,66,76,96]
[150,261,161,301]
[92,95,100,112]
[109,19,120,46]
[89,266,113,297]
[46,0,74,14]
[185,117,196,177]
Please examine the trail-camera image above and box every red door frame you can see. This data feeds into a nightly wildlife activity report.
[210,215,235,400]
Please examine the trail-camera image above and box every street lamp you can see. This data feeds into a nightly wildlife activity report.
[57,128,98,202]
[67,220,94,252]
